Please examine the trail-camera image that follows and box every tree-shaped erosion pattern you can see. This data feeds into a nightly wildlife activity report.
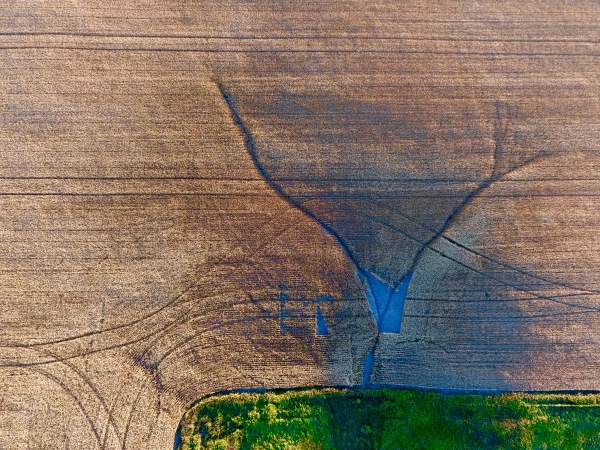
[219,80,600,389]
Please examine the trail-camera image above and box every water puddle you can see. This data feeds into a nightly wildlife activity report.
[362,349,375,387]
[358,270,413,386]
[359,270,412,333]
[316,305,329,335]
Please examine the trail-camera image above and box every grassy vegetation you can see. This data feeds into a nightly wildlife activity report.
[177,388,600,449]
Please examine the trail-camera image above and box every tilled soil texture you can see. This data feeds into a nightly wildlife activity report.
[1,2,599,449]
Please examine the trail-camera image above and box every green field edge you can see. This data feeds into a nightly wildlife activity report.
[175,386,600,450]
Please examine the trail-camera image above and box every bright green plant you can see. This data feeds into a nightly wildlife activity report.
[177,389,600,450]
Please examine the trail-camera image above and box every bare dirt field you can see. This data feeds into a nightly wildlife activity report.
[1,1,599,449]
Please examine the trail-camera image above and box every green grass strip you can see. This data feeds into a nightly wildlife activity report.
[177,388,600,449]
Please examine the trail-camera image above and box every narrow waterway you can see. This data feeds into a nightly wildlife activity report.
[359,269,413,385]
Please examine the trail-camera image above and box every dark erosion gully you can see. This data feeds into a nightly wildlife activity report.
[217,82,419,386]
[218,79,474,387]
[216,83,537,389]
